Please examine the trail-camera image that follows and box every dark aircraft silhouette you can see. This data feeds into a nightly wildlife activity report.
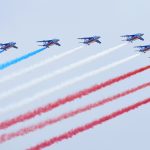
[78,36,101,45]
[134,45,150,53]
[0,42,18,51]
[121,33,144,42]
[37,39,61,48]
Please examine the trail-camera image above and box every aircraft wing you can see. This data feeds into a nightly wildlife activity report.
[0,43,9,46]
[37,40,46,42]
[95,40,101,44]
[13,46,18,49]
[134,46,143,48]
[37,40,51,43]
[121,34,135,38]
[120,35,130,37]
[78,37,92,40]
[138,37,144,41]
[55,43,61,46]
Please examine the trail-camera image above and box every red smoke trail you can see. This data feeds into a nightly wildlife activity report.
[0,82,149,143]
[0,65,149,130]
[28,97,150,150]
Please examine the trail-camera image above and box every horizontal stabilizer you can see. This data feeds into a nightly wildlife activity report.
[13,46,18,49]
[96,40,101,44]
[55,43,61,46]
[139,37,144,41]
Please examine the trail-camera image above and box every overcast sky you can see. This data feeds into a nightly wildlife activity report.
[0,0,149,150]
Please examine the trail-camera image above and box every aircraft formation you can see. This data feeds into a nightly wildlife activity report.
[0,33,150,54]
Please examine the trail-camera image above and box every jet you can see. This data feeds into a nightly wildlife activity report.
[0,42,18,51]
[121,33,144,42]
[134,45,150,53]
[37,39,61,48]
[78,36,101,45]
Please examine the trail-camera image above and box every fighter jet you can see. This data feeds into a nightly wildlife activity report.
[37,39,61,48]
[134,45,150,53]
[78,36,101,45]
[0,42,18,51]
[121,33,144,42]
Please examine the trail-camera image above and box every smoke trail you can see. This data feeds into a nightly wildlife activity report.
[28,97,150,150]
[0,50,4,54]
[0,48,46,70]
[0,46,84,83]
[0,82,149,143]
[0,54,140,112]
[0,44,127,99]
[0,65,149,129]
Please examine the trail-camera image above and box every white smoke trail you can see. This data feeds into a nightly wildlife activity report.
[0,46,83,83]
[0,44,126,100]
[0,53,139,114]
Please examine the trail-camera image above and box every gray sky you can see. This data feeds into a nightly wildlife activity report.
[0,0,149,150]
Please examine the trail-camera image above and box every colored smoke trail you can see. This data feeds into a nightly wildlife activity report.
[28,97,150,150]
[0,48,46,70]
[0,46,83,83]
[0,54,139,102]
[0,65,149,129]
[0,44,127,99]
[0,82,149,143]
[0,54,140,115]
[0,50,4,54]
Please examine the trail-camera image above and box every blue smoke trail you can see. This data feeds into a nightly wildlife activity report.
[0,48,46,70]
[0,50,4,54]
